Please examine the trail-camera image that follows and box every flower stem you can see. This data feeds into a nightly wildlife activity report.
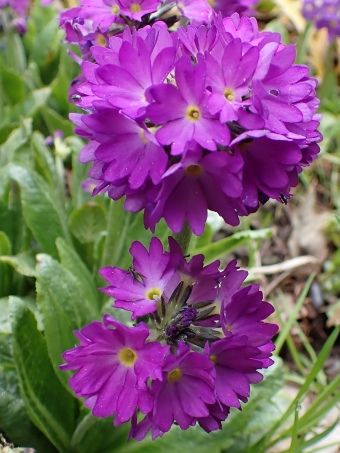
[173,221,192,255]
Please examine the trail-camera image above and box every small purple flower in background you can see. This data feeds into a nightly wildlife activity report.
[0,0,29,15]
[302,0,340,39]
[61,237,278,439]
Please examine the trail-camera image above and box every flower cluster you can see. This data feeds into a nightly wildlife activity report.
[302,0,340,39]
[71,13,321,235]
[61,237,278,439]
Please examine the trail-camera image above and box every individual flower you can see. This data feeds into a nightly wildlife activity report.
[205,335,267,408]
[175,0,213,23]
[116,0,162,20]
[131,342,216,440]
[147,55,231,155]
[302,0,340,39]
[74,108,168,189]
[218,280,279,346]
[100,237,180,319]
[77,0,120,33]
[145,146,243,235]
[60,315,169,425]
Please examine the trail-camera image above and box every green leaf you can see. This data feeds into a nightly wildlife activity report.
[11,298,76,452]
[0,62,25,104]
[0,251,37,277]
[5,164,71,257]
[31,131,57,187]
[4,33,27,73]
[41,105,75,138]
[71,412,128,453]
[56,237,100,312]
[10,88,51,122]
[0,230,11,255]
[69,202,107,244]
[0,365,58,452]
[29,19,60,67]
[0,232,13,297]
[69,137,92,210]
[0,119,32,168]
[112,424,234,453]
[274,274,316,355]
[36,253,98,390]
[0,298,13,367]
[194,228,273,264]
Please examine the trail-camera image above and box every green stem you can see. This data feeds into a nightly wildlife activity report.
[172,221,192,255]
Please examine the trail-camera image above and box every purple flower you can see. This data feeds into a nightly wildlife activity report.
[100,237,179,319]
[74,108,168,189]
[219,281,279,346]
[205,336,266,408]
[147,55,231,154]
[145,146,243,235]
[175,0,213,23]
[230,134,305,211]
[131,342,215,440]
[77,0,120,33]
[206,38,260,123]
[60,315,169,425]
[116,0,162,20]
[302,0,340,39]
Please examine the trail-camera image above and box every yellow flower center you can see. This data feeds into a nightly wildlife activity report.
[185,164,203,177]
[130,3,141,13]
[207,0,216,6]
[186,106,201,121]
[139,129,149,144]
[225,323,232,332]
[146,287,162,300]
[209,354,217,364]
[168,368,182,382]
[118,347,138,367]
[96,34,106,46]
[224,87,235,102]
[111,5,120,14]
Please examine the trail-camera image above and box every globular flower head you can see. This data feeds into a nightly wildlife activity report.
[62,237,277,439]
[71,15,321,235]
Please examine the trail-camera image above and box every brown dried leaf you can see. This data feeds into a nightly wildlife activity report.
[326,300,340,327]
[288,185,331,264]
